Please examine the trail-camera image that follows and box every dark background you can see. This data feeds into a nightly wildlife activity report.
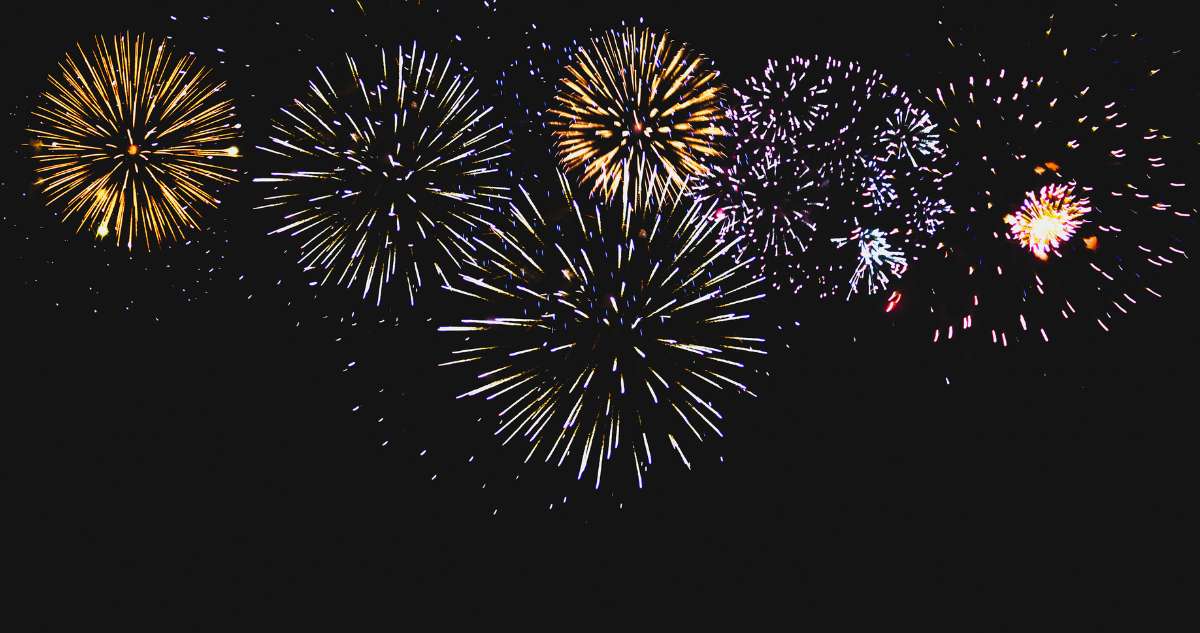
[5,0,1197,626]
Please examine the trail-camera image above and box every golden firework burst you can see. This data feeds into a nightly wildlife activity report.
[548,27,728,209]
[28,33,240,249]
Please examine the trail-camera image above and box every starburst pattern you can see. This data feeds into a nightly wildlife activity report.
[438,175,765,489]
[878,105,942,167]
[832,227,909,298]
[1004,183,1091,260]
[255,42,510,306]
[548,27,728,208]
[28,33,240,249]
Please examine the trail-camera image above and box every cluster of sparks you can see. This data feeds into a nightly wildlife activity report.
[28,33,240,249]
[438,175,765,489]
[832,227,909,298]
[708,54,949,301]
[255,42,510,306]
[692,147,822,292]
[1004,183,1091,260]
[549,27,728,209]
[879,106,942,167]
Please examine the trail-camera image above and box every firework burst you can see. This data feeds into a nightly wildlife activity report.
[548,27,728,209]
[28,33,240,250]
[255,42,511,307]
[913,69,1191,345]
[706,55,949,301]
[1004,183,1091,261]
[832,227,909,297]
[879,105,942,167]
[438,174,765,489]
[690,146,824,293]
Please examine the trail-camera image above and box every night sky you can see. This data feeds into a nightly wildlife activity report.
[6,1,1198,625]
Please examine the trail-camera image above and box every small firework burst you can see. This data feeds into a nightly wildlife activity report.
[858,156,899,211]
[1004,183,1091,260]
[832,227,909,298]
[255,42,510,306]
[878,105,942,167]
[548,26,728,209]
[438,174,765,489]
[28,33,240,250]
[914,69,1191,345]
[715,55,949,302]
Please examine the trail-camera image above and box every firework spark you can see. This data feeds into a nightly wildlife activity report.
[548,27,728,209]
[737,55,834,147]
[832,227,909,298]
[28,33,240,249]
[879,105,942,167]
[1005,183,1090,261]
[439,174,765,489]
[255,42,510,306]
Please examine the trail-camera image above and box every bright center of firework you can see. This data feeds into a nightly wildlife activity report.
[126,144,139,156]
[1005,183,1090,260]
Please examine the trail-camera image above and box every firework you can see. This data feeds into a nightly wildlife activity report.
[28,33,240,250]
[1004,183,1090,261]
[255,42,511,306]
[706,55,949,301]
[548,27,728,209]
[438,174,765,489]
[832,227,909,297]
[690,147,824,293]
[913,69,1191,345]
[879,105,942,167]
[736,56,834,147]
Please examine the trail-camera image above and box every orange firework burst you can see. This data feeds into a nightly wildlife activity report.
[548,27,727,208]
[1004,183,1090,260]
[28,33,240,249]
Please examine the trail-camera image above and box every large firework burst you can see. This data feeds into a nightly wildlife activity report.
[28,33,240,250]
[548,26,728,209]
[255,42,510,306]
[912,69,1191,345]
[704,55,949,301]
[438,174,765,489]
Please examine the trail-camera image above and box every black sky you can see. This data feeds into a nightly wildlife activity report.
[5,1,1198,626]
